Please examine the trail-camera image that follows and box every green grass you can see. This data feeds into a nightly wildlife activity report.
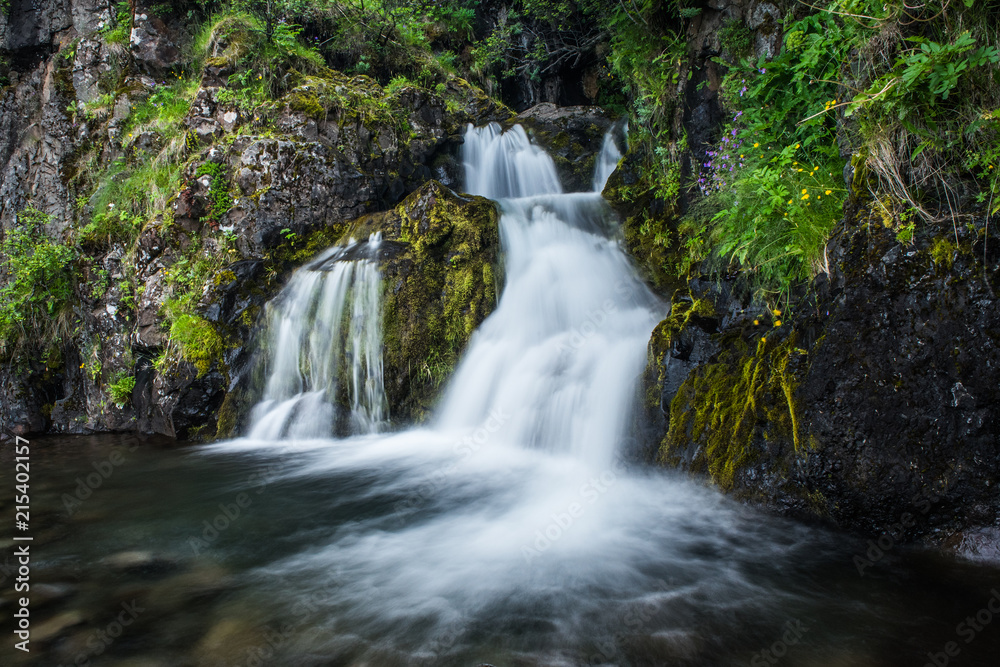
[167,314,225,377]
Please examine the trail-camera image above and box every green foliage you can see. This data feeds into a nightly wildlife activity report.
[697,143,844,294]
[965,110,1000,214]
[853,31,998,109]
[841,1,1000,219]
[83,155,183,248]
[0,209,77,356]
[471,0,607,89]
[108,374,136,406]
[719,18,753,58]
[690,11,852,296]
[125,81,197,135]
[232,0,311,43]
[385,74,413,93]
[202,11,325,110]
[101,1,133,46]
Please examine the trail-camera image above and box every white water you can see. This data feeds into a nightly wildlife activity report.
[214,123,818,663]
[247,233,387,439]
[436,123,660,467]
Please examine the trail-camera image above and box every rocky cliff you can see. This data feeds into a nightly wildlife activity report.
[0,1,615,441]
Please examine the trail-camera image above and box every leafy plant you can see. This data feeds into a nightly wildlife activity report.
[0,208,77,357]
[108,374,136,407]
[690,11,854,296]
[195,162,234,222]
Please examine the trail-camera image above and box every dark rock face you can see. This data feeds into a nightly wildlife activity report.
[647,209,1000,550]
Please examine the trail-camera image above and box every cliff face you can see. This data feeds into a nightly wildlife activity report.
[0,2,617,441]
[644,209,1000,555]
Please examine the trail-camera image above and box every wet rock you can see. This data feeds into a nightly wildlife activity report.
[130,12,181,71]
[651,212,1000,547]
[147,565,234,612]
[747,2,783,59]
[512,103,615,192]
[944,527,1000,565]
[33,582,79,608]
[350,181,501,422]
[194,617,264,667]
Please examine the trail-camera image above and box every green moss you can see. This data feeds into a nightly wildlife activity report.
[929,236,957,269]
[354,181,501,421]
[659,332,807,490]
[168,314,224,377]
[215,385,252,439]
[648,291,717,386]
[288,90,325,119]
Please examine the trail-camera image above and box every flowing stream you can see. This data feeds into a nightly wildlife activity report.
[3,124,1000,667]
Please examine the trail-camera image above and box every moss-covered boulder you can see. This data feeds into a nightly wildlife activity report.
[344,180,501,423]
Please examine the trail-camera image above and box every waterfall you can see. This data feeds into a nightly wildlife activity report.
[436,122,660,465]
[246,233,387,439]
[214,123,698,661]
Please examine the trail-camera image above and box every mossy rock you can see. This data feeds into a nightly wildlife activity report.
[603,149,685,298]
[343,180,502,423]
[659,330,809,491]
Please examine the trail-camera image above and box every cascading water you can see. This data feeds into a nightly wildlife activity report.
[247,233,387,439]
[205,123,846,664]
[436,123,660,466]
[592,120,627,192]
